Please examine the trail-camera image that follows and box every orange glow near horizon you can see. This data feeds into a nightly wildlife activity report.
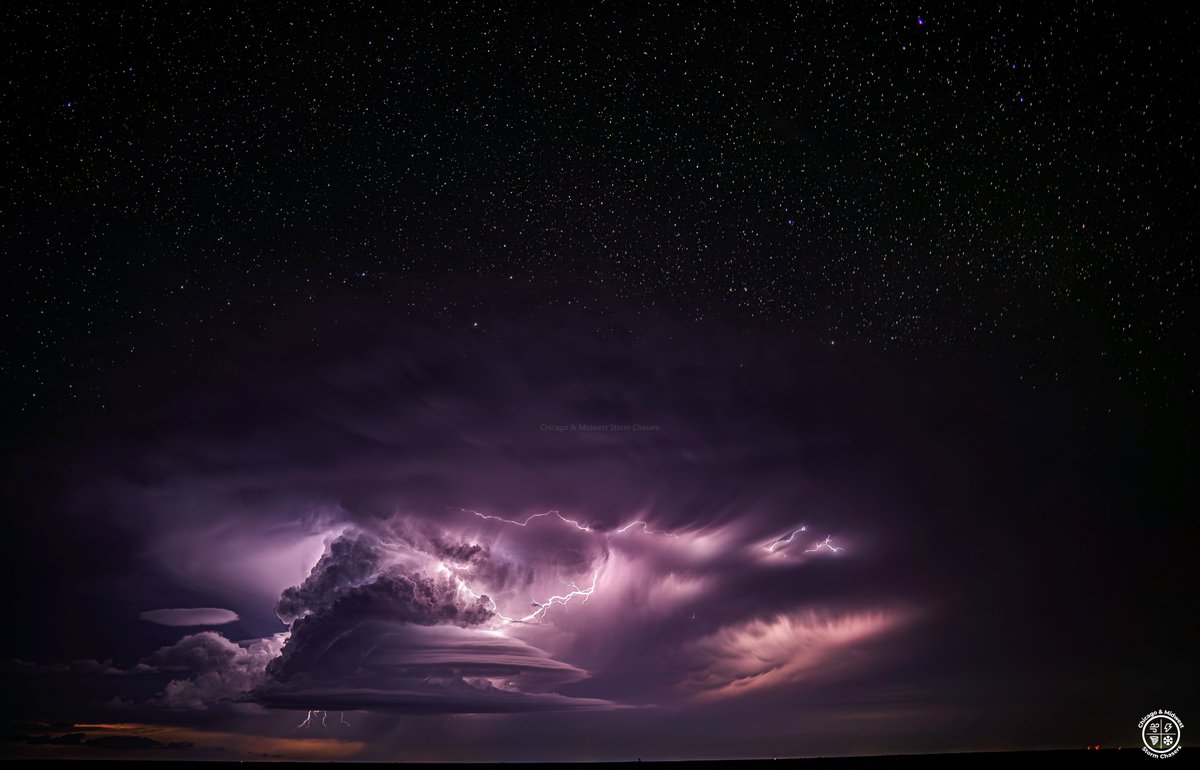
[23,721,367,760]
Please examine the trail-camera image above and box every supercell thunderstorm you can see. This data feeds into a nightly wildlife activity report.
[266,507,850,725]
[36,313,916,736]
[119,506,864,723]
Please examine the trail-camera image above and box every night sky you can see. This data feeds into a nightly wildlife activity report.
[1,2,1196,762]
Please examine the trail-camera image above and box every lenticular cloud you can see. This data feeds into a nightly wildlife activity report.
[139,608,240,627]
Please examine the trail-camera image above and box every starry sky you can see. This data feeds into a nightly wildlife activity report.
[1,1,1196,763]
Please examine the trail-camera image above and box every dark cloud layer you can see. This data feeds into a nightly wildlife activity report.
[4,732,192,751]
[257,621,612,714]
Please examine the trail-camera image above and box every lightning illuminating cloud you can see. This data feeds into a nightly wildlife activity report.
[763,526,807,552]
[803,535,844,554]
[460,507,592,532]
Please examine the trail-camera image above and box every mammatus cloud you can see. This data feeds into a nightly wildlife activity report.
[138,608,240,627]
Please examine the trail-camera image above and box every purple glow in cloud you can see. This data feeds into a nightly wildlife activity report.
[678,609,904,701]
[109,504,864,717]
[37,301,928,735]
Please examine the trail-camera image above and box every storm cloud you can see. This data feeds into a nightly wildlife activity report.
[142,632,286,710]
[6,289,1177,759]
[17,302,925,718]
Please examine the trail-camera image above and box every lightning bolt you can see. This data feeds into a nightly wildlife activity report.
[462,507,679,540]
[454,507,840,627]
[452,506,679,623]
[521,564,602,621]
[763,526,807,552]
[444,566,515,623]
[441,559,605,624]
[339,712,350,727]
[296,709,347,730]
[803,535,844,554]
[616,520,680,539]
[460,507,592,532]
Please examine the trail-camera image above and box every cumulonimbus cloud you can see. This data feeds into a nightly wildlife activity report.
[256,525,619,713]
[35,300,929,722]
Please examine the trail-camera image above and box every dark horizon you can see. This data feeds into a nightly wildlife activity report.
[2,1,1195,762]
